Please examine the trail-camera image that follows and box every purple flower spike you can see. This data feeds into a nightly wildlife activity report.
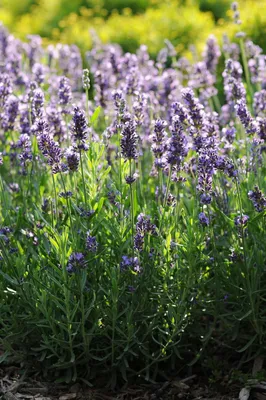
[235,99,258,135]
[134,213,157,252]
[199,212,210,226]
[86,232,98,253]
[248,186,266,212]
[151,118,168,169]
[203,35,221,74]
[0,73,12,106]
[31,88,44,123]
[67,252,86,273]
[181,88,204,129]
[71,106,89,151]
[120,256,141,273]
[58,76,72,107]
[36,119,62,174]
[121,117,138,161]
[65,148,80,172]
[234,215,249,226]
[1,95,19,132]
[167,116,188,168]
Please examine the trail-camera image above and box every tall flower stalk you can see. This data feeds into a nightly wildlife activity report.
[120,115,139,253]
[70,106,89,207]
[82,68,91,123]
[231,2,253,100]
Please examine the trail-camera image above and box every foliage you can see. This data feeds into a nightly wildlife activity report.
[0,0,266,57]
[0,1,266,386]
[199,0,232,21]
[56,2,215,57]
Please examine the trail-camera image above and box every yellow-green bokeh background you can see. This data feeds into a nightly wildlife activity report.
[1,0,266,57]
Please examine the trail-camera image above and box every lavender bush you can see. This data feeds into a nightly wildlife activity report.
[0,3,266,385]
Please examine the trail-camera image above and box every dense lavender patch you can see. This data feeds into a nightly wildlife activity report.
[0,5,266,385]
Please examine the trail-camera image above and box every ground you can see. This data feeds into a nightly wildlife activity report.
[0,366,240,400]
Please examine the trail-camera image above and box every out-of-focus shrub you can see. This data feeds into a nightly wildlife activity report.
[0,0,265,57]
[199,0,231,21]
[86,0,153,15]
[56,1,214,57]
[1,0,34,17]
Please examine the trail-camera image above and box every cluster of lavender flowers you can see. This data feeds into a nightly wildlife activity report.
[0,14,266,276]
[248,186,266,212]
[134,213,157,252]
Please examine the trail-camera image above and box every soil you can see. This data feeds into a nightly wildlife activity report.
[0,366,241,400]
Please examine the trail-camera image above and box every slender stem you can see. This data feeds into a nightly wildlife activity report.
[159,168,163,205]
[52,174,58,223]
[118,125,123,231]
[80,150,88,207]
[86,88,89,119]
[0,175,9,223]
[163,167,172,208]
[129,159,135,256]
[50,198,54,229]
[239,38,253,102]
[86,88,92,144]
[119,149,124,233]
[60,172,74,238]
[207,205,219,310]
[208,98,215,112]
[175,185,180,231]
[28,100,32,128]
[80,272,88,356]
[136,158,143,204]
[235,178,259,334]
[213,95,221,112]
[26,135,39,201]
[158,167,172,235]
[64,115,70,147]
[61,246,75,369]
[111,285,118,367]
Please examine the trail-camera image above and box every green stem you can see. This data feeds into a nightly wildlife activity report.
[0,175,9,223]
[119,150,124,233]
[235,178,259,334]
[86,88,92,144]
[158,167,172,235]
[64,115,70,147]
[80,150,88,207]
[80,272,88,356]
[26,161,34,201]
[111,286,118,367]
[213,95,221,112]
[207,205,219,310]
[86,88,89,119]
[136,158,143,205]
[61,247,75,369]
[129,159,135,256]
[60,172,74,238]
[163,167,172,208]
[52,174,58,223]
[159,168,163,206]
[175,185,180,231]
[239,38,253,102]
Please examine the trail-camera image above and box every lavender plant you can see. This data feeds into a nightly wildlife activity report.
[0,3,266,386]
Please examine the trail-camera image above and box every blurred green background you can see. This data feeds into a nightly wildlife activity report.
[0,0,266,57]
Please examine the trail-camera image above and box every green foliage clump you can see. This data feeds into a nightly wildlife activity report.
[199,0,231,21]
[1,0,265,57]
[0,0,266,388]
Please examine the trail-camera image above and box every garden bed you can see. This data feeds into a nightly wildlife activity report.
[0,367,239,400]
[0,0,266,393]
